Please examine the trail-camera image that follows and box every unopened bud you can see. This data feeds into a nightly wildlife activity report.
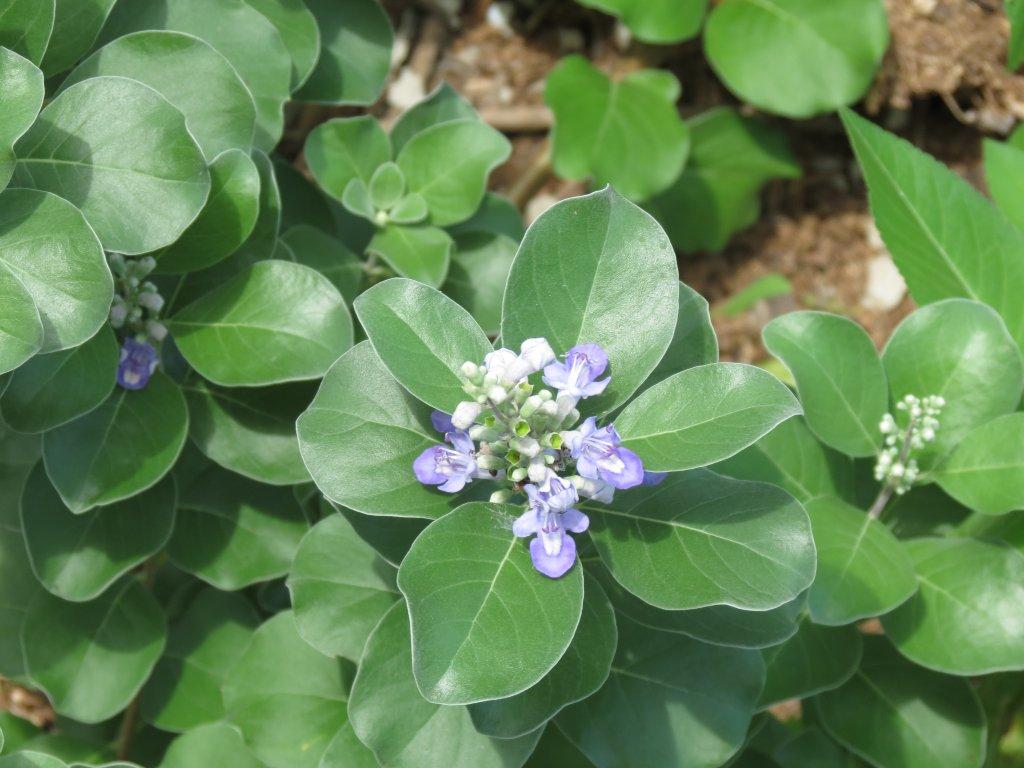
[138,291,164,313]
[477,455,505,471]
[488,386,508,404]
[521,395,543,418]
[146,321,168,342]
[452,401,482,430]
[511,437,540,458]
[510,467,528,483]
[489,489,512,504]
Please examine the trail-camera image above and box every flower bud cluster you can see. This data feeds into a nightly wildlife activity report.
[107,253,167,344]
[874,394,945,495]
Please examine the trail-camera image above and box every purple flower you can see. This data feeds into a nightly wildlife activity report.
[567,417,644,490]
[116,338,159,390]
[431,411,454,433]
[513,477,588,578]
[543,343,610,400]
[643,471,668,486]
[413,431,480,493]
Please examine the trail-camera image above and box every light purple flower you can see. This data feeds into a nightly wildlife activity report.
[513,477,588,578]
[413,431,480,493]
[643,471,668,486]
[568,417,644,490]
[543,343,610,400]
[576,476,615,504]
[431,411,454,433]
[116,338,159,390]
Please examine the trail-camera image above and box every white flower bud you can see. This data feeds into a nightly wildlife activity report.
[487,386,508,404]
[528,458,552,484]
[451,401,481,429]
[138,291,164,312]
[146,321,168,342]
[516,337,555,375]
[109,303,128,327]
[521,395,543,418]
[461,361,478,378]
[512,437,540,458]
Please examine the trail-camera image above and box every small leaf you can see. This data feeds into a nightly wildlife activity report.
[342,178,375,221]
[389,82,478,155]
[159,723,263,768]
[387,192,428,224]
[758,618,862,709]
[576,0,708,43]
[369,161,405,211]
[0,0,54,64]
[935,413,1024,515]
[305,116,391,201]
[366,224,453,287]
[0,47,43,189]
[280,224,364,304]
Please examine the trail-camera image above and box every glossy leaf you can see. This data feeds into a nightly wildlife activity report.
[38,0,117,76]
[355,278,492,413]
[389,82,478,155]
[0,268,41,377]
[281,224,364,304]
[42,373,188,514]
[305,116,391,201]
[23,579,166,723]
[758,619,862,709]
[338,506,428,568]
[502,188,679,414]
[366,224,454,288]
[448,191,525,240]
[0,46,43,189]
[705,0,889,118]
[616,363,801,471]
[934,413,1024,515]
[14,76,210,254]
[159,723,263,768]
[576,0,707,43]
[231,147,282,263]
[0,0,54,64]
[881,537,1024,675]
[445,232,518,336]
[244,0,320,90]
[169,260,353,387]
[586,469,816,611]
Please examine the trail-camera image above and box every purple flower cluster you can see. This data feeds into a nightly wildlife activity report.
[116,338,159,390]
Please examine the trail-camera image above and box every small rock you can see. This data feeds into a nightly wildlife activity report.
[912,0,938,15]
[388,67,425,111]
[862,254,907,312]
[486,2,515,36]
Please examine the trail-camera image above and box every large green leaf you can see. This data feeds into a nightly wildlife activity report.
[545,56,688,201]
[41,373,188,514]
[141,589,260,732]
[576,0,707,43]
[281,225,364,304]
[169,260,353,387]
[168,464,307,590]
[445,232,518,337]
[586,470,816,611]
[366,223,454,288]
[804,496,916,625]
[634,282,718,396]
[881,537,1024,675]
[934,414,1024,515]
[38,0,117,76]
[295,0,392,105]
[0,268,41,376]
[758,619,862,708]
[842,109,1024,352]
[101,0,291,150]
[983,137,1024,230]
[21,465,175,602]
[0,0,54,64]
[223,611,351,768]
[556,615,764,768]
[616,363,801,471]
[468,572,616,739]
[338,505,428,568]
[22,579,166,723]
[288,513,400,660]
[64,31,255,159]
[0,325,117,434]
[184,378,313,485]
[396,119,510,226]
[296,342,485,519]
[815,636,986,768]
[882,299,1023,466]
[349,602,541,768]
[14,76,210,255]
[705,0,889,118]
[763,311,887,457]
[644,107,799,253]
[354,278,492,413]
[0,189,112,353]
[397,502,584,704]
[502,188,678,414]
[244,0,319,90]
[0,46,43,189]
[159,723,263,768]
[305,116,391,201]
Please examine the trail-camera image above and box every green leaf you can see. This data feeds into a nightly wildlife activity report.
[0,326,117,434]
[758,619,862,709]
[184,378,313,486]
[305,116,390,200]
[882,299,1024,466]
[0,268,41,376]
[159,723,263,768]
[576,0,708,43]
[38,0,117,76]
[0,189,112,353]
[586,469,816,611]
[772,728,848,768]
[0,46,43,189]
[705,0,889,118]
[231,147,281,262]
[295,0,392,104]
[243,0,320,90]
[317,723,379,768]
[814,636,986,768]
[23,579,166,723]
[545,56,689,201]
[42,373,188,514]
[101,0,292,151]
[288,513,400,659]
[502,188,679,414]
[589,561,804,649]
[354,278,492,413]
[468,572,616,738]
[297,342,485,519]
[717,274,793,319]
[616,363,801,471]
[169,260,353,387]
[63,31,255,160]
[141,589,260,733]
[444,231,517,336]
[448,191,525,240]
[14,77,210,255]
[367,224,453,288]
[842,108,1024,352]
[223,611,351,768]
[1009,0,1024,69]
[804,496,917,625]
[397,502,584,705]
[715,417,855,504]
[168,464,307,590]
[390,82,478,155]
[369,162,405,211]
[387,192,427,224]
[21,465,175,602]
[881,537,1024,675]
[396,119,510,227]
[982,137,1024,229]
[349,602,542,768]
[556,615,764,768]
[0,0,54,64]
[0,754,66,768]
[275,156,341,235]
[934,413,1024,515]
[763,311,887,457]
[338,505,427,567]
[281,225,364,304]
